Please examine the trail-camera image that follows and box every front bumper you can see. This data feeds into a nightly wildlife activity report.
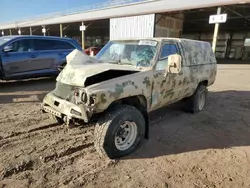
[42,92,90,123]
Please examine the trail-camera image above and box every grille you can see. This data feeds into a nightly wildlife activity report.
[53,82,78,100]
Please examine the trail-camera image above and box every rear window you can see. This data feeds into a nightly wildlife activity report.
[54,40,75,49]
[33,39,75,51]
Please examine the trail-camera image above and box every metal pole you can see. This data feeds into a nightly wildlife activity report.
[30,27,32,35]
[212,7,221,53]
[81,22,85,49]
[60,24,63,37]
[9,29,12,36]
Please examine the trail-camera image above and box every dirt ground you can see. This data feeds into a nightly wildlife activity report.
[0,64,250,188]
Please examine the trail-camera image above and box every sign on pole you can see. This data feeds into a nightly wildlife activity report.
[244,38,250,46]
[42,28,46,33]
[209,14,227,24]
[80,25,86,31]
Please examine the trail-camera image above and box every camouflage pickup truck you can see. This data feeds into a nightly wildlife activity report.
[42,38,217,159]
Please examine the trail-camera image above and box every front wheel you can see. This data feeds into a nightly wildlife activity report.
[94,105,145,159]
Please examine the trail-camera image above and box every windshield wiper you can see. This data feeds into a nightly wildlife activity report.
[108,60,133,66]
[119,62,133,65]
[108,59,121,64]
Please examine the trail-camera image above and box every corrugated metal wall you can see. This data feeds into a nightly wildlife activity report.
[110,14,155,40]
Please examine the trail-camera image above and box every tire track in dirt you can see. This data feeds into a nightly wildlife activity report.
[0,131,95,182]
[41,142,94,163]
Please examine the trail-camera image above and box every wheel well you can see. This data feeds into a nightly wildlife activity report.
[108,95,149,139]
[200,80,208,86]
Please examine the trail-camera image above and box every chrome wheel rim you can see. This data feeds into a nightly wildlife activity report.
[115,121,138,151]
[198,91,206,110]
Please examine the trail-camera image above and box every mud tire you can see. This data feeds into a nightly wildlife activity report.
[94,105,145,159]
[184,84,208,113]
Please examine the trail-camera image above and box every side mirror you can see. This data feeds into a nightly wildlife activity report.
[166,54,182,74]
[3,45,13,53]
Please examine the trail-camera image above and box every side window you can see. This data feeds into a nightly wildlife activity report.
[7,39,34,52]
[34,39,56,51]
[54,41,75,50]
[160,43,178,59]
[155,43,178,71]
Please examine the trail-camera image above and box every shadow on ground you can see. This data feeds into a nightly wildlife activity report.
[0,77,55,104]
[0,77,55,93]
[0,93,48,104]
[124,90,250,160]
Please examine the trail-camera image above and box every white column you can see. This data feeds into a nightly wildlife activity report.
[81,22,85,49]
[60,24,63,37]
[212,7,221,53]
[42,26,46,36]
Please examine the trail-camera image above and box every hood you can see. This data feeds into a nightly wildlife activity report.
[56,49,143,87]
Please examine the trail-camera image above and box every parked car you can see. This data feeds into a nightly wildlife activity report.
[42,37,217,159]
[0,35,82,80]
[84,46,101,56]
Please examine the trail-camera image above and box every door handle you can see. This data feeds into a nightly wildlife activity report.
[31,54,37,58]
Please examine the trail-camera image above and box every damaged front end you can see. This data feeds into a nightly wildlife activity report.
[41,49,144,125]
[42,81,96,124]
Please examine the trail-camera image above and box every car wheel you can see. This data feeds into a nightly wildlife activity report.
[184,84,208,113]
[94,104,145,159]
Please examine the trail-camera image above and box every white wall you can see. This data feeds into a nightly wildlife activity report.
[110,14,155,40]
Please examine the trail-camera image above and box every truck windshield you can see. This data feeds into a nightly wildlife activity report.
[95,40,158,67]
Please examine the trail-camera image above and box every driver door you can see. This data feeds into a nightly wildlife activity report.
[1,39,35,78]
[150,42,185,110]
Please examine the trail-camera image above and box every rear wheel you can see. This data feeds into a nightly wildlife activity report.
[94,105,145,159]
[184,84,208,113]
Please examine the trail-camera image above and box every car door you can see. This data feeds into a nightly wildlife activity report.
[53,40,76,66]
[1,38,35,78]
[150,41,185,110]
[32,39,57,72]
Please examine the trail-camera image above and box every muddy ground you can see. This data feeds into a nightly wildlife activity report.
[0,64,250,188]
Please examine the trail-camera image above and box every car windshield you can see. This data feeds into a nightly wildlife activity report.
[95,40,158,67]
[0,37,12,46]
